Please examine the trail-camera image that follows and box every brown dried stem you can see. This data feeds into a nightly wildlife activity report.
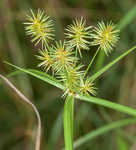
[0,74,41,150]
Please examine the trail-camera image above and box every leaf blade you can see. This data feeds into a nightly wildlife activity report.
[5,61,64,90]
[117,6,136,30]
[76,94,136,117]
[88,46,136,81]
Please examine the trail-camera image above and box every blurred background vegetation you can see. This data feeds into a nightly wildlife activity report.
[0,0,136,150]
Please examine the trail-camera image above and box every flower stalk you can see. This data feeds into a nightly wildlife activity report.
[83,47,100,78]
[64,94,74,150]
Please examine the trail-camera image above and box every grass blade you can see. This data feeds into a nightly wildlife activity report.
[117,6,136,30]
[74,118,136,149]
[5,61,64,90]
[88,46,136,81]
[116,135,129,150]
[76,95,136,117]
[6,61,136,117]
[64,95,74,150]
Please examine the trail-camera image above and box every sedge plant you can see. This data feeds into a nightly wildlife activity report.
[5,9,136,150]
[24,9,118,149]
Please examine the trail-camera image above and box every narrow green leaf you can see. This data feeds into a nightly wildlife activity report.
[116,135,129,150]
[73,118,136,149]
[6,62,136,117]
[76,95,136,117]
[88,46,136,81]
[5,61,64,90]
[117,6,136,30]
[64,95,74,150]
[7,70,21,77]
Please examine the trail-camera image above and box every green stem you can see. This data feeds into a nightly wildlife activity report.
[93,50,105,74]
[64,94,74,150]
[84,48,100,78]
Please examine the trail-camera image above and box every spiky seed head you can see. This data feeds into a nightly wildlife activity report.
[59,65,84,95]
[91,21,120,55]
[24,9,54,46]
[65,17,92,56]
[36,48,54,73]
[52,41,76,73]
[79,78,96,96]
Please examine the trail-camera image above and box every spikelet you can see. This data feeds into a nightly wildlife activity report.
[65,17,92,56]
[36,47,54,73]
[24,9,54,47]
[79,78,96,96]
[59,65,84,95]
[91,21,119,55]
[52,41,76,73]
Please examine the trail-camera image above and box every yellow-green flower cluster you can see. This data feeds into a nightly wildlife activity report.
[91,21,119,55]
[79,78,96,96]
[36,48,54,73]
[24,9,120,96]
[24,9,54,46]
[65,17,92,56]
[52,41,75,73]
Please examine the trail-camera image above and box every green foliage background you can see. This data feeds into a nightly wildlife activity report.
[0,0,136,150]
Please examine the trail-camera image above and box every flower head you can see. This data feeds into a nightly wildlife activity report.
[24,9,54,46]
[79,78,96,96]
[65,17,92,56]
[36,48,54,73]
[59,65,84,95]
[52,41,76,73]
[91,21,119,55]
